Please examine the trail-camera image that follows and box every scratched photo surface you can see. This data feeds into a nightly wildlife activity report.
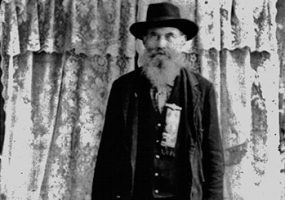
[1,0,285,199]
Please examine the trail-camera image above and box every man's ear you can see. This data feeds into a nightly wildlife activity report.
[142,36,147,45]
[141,30,149,45]
[142,34,146,43]
[177,35,186,47]
[181,33,187,43]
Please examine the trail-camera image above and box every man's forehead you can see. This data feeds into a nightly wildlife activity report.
[146,27,183,35]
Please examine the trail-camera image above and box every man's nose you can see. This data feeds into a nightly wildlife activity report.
[156,37,167,48]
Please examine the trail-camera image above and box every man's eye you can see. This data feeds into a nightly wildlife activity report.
[148,32,158,39]
[166,34,175,40]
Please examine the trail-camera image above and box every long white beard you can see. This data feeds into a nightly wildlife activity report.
[140,48,187,89]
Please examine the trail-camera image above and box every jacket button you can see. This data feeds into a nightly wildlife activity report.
[155,154,160,159]
[154,172,159,176]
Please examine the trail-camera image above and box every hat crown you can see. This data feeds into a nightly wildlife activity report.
[129,2,198,40]
[146,2,181,22]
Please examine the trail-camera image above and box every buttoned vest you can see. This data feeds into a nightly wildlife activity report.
[133,75,191,200]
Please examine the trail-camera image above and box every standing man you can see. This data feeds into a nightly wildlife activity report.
[92,2,224,200]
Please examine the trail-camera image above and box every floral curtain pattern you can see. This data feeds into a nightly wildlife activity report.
[0,0,282,199]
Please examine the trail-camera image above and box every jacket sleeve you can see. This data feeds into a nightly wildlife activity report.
[202,83,224,200]
[92,80,123,200]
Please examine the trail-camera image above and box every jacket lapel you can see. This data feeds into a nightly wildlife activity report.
[185,69,200,113]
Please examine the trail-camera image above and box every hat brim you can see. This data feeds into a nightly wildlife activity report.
[129,19,198,40]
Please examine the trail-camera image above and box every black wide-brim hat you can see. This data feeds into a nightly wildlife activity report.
[130,2,199,41]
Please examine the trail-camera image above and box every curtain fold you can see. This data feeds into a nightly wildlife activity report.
[0,0,281,199]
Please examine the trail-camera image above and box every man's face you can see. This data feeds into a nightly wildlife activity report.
[143,27,186,58]
[141,27,187,88]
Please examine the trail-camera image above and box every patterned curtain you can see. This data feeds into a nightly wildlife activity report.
[0,0,281,199]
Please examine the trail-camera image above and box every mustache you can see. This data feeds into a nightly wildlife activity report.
[138,48,187,69]
[148,48,173,58]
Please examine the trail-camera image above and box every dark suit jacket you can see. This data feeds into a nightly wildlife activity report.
[92,67,224,200]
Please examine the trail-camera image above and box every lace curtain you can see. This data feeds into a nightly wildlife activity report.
[0,0,281,199]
